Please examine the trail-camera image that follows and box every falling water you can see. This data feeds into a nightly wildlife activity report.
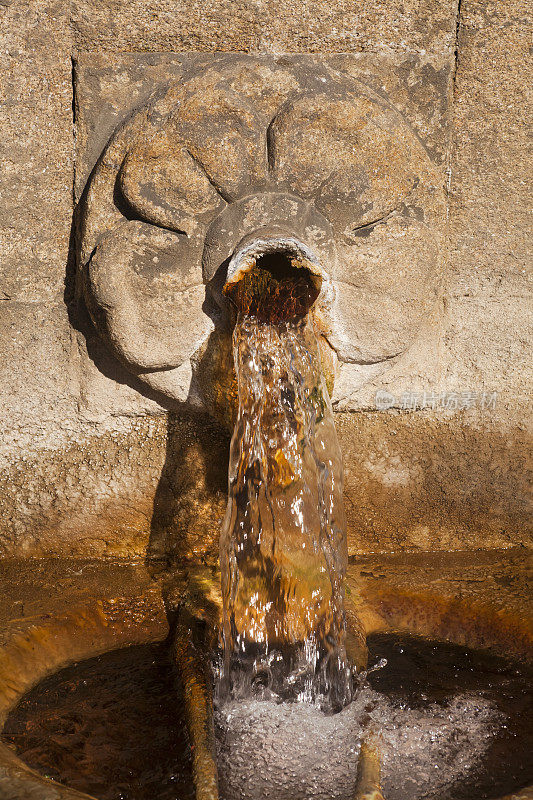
[218,313,353,712]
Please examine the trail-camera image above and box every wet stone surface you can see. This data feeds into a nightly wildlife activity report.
[2,643,194,800]
[2,634,532,800]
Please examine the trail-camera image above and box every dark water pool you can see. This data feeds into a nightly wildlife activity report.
[2,635,531,800]
[2,642,194,800]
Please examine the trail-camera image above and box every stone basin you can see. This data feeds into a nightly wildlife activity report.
[0,551,531,800]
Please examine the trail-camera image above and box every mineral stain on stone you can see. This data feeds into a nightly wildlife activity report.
[223,250,320,323]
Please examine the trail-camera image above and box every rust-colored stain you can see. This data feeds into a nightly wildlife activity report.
[358,583,533,665]
[223,254,320,323]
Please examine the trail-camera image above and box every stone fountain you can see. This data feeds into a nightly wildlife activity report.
[0,54,530,800]
[78,55,443,799]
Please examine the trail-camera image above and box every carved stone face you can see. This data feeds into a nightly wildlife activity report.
[79,55,444,422]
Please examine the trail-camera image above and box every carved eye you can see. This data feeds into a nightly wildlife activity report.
[268,91,417,235]
[120,129,225,236]
[326,215,441,365]
[86,221,212,372]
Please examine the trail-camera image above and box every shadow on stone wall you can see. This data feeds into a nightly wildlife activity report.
[146,411,229,570]
[65,196,189,412]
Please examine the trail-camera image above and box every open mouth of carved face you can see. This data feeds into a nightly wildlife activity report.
[223,240,322,323]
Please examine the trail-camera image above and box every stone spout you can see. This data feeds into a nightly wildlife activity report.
[226,228,323,292]
[222,228,323,322]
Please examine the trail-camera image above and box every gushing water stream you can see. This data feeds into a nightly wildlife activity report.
[218,313,354,712]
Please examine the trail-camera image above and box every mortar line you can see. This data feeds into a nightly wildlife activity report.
[446,0,464,214]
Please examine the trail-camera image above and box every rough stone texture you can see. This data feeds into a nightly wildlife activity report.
[0,0,81,489]
[338,411,532,554]
[444,0,533,423]
[328,53,453,166]
[0,417,166,557]
[0,304,77,448]
[76,55,446,416]
[332,0,532,425]
[0,0,73,304]
[70,0,459,57]
[73,52,454,196]
[0,0,531,557]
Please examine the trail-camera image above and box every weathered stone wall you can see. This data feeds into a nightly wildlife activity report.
[0,0,530,557]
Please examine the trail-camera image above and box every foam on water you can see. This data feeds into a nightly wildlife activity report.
[215,686,500,800]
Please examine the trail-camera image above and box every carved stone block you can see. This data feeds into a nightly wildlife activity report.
[76,55,446,418]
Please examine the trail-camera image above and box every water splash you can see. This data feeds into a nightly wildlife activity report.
[218,314,353,712]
